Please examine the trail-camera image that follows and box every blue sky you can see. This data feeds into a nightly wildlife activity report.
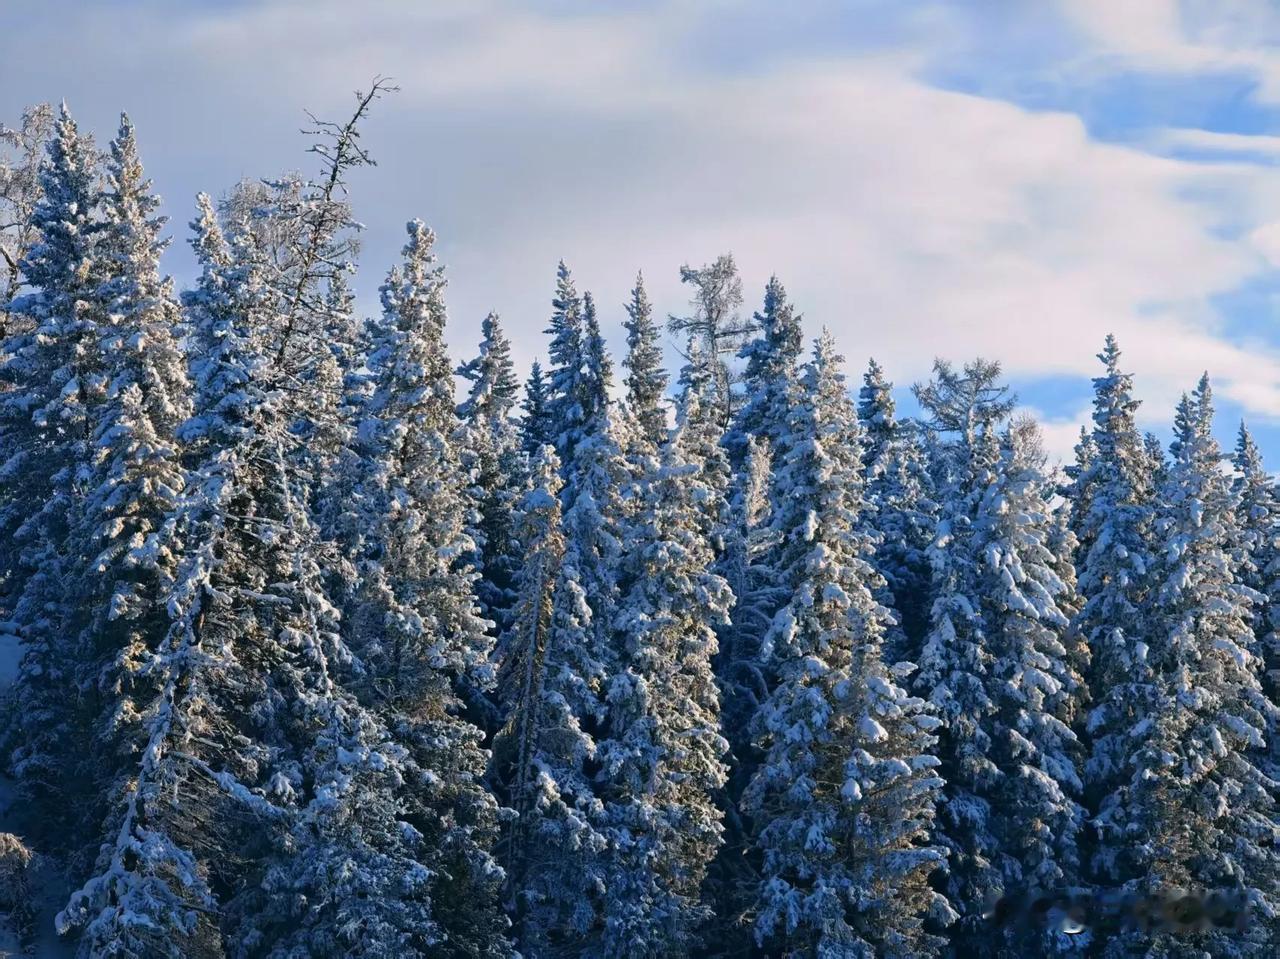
[8,0,1280,463]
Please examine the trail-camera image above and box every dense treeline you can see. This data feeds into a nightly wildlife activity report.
[1,90,1279,958]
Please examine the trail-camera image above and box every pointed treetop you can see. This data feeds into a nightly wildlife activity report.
[521,359,555,455]
[858,356,897,444]
[581,289,613,415]
[1100,332,1122,370]
[1235,420,1264,477]
[457,310,520,423]
[552,259,580,320]
[622,270,669,446]
[401,218,440,288]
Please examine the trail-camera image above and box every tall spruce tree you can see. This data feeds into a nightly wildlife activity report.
[2,104,106,846]
[545,261,588,464]
[457,311,525,639]
[521,358,554,456]
[977,419,1087,956]
[345,219,512,956]
[744,331,952,957]
[727,274,802,468]
[1124,378,1280,957]
[596,358,732,958]
[63,114,193,864]
[1070,337,1161,891]
[858,358,938,660]
[913,357,1014,945]
[1233,423,1276,660]
[493,447,610,956]
[621,271,668,452]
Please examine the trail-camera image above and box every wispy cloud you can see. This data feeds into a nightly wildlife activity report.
[5,0,1280,444]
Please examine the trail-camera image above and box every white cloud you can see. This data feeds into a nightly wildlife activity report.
[5,0,1280,426]
[1060,0,1280,101]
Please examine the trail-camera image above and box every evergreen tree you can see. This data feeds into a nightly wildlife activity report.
[858,358,938,660]
[521,359,554,457]
[2,104,105,844]
[581,291,612,434]
[621,271,668,451]
[727,274,802,468]
[346,219,512,956]
[1124,378,1280,957]
[64,114,192,862]
[744,331,952,957]
[596,364,732,958]
[458,310,521,424]
[1233,423,1276,665]
[977,419,1087,955]
[1070,337,1161,890]
[913,357,1014,944]
[545,260,588,464]
[457,311,525,638]
[493,448,610,956]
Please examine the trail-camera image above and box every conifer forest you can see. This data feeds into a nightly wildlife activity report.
[2,81,1280,959]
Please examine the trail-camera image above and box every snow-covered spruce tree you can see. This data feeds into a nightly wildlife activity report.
[310,266,370,573]
[912,357,1014,944]
[716,434,777,712]
[726,274,802,468]
[1121,377,1280,958]
[703,433,781,954]
[544,260,589,464]
[560,414,630,688]
[56,114,194,867]
[457,310,525,641]
[1,104,106,844]
[621,271,668,453]
[718,276,804,703]
[519,284,630,713]
[581,291,611,429]
[706,279,805,951]
[0,101,55,602]
[976,418,1088,955]
[1232,423,1277,662]
[345,218,512,956]
[521,359,555,457]
[667,253,751,431]
[492,447,610,956]
[1063,425,1097,552]
[858,358,938,662]
[1143,430,1168,495]
[743,330,952,958]
[54,193,246,957]
[596,354,733,958]
[1069,336,1161,890]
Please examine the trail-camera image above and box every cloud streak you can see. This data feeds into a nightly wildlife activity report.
[4,0,1280,440]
